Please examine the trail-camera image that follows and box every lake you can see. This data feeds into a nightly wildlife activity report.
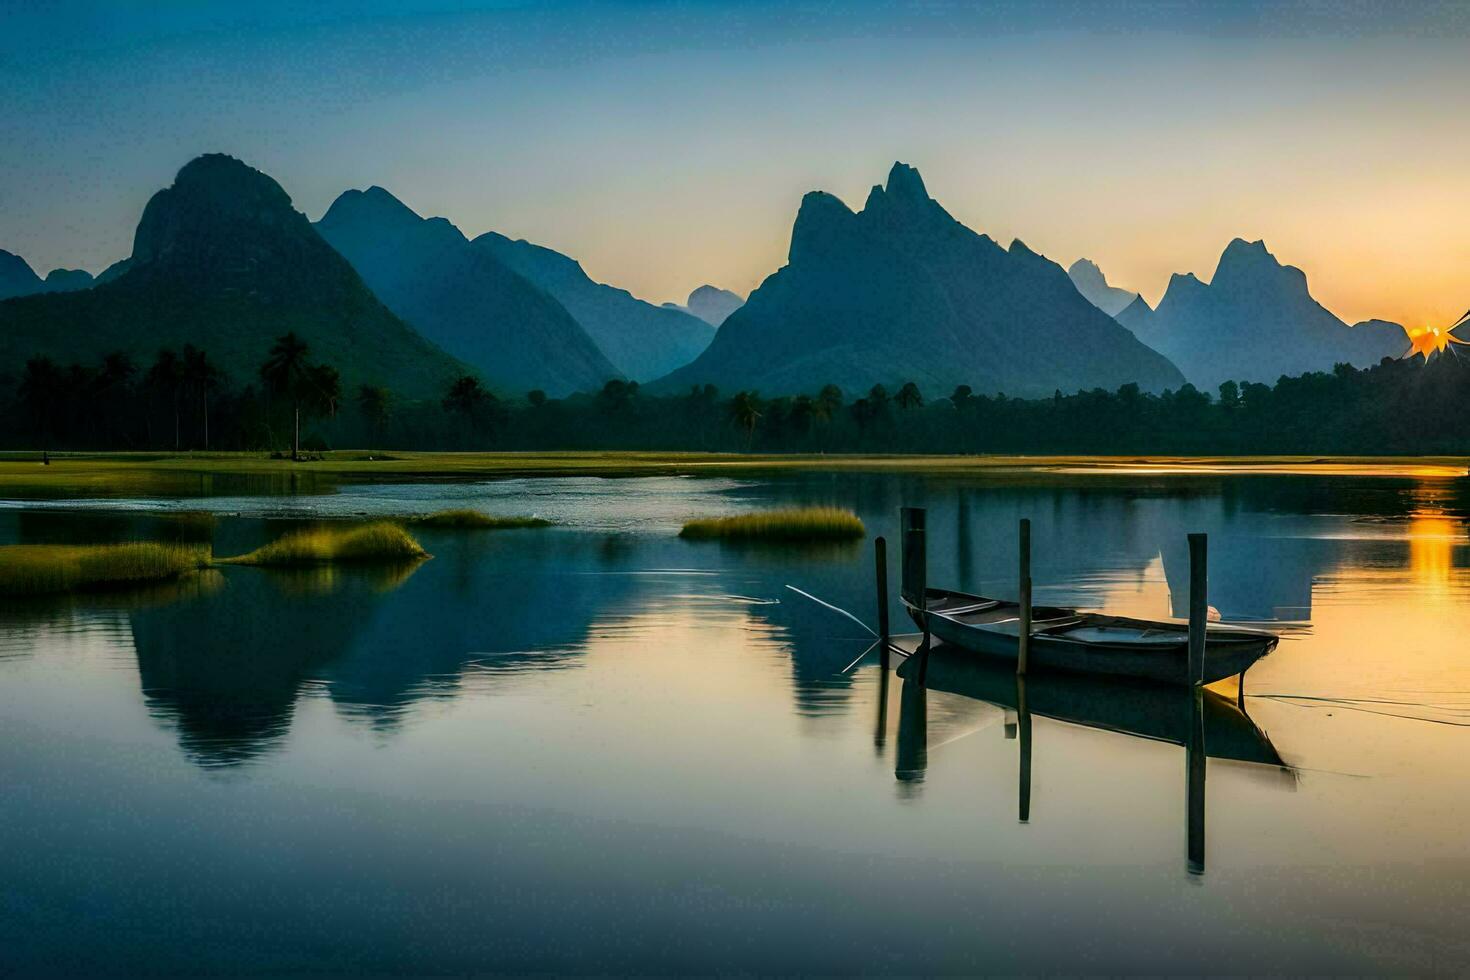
[1,466,1467,975]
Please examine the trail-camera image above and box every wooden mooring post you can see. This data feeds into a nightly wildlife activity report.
[1017,518,1032,676]
[900,508,930,685]
[1187,533,1208,686]
[1186,532,1209,873]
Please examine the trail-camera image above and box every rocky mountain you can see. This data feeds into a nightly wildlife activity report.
[0,250,96,299]
[0,250,40,300]
[473,232,712,382]
[1067,258,1140,318]
[1129,238,1407,390]
[1115,294,1154,334]
[0,154,465,398]
[663,285,745,327]
[654,162,1184,398]
[317,187,616,396]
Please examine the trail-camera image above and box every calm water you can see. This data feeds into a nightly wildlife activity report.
[2,469,1468,975]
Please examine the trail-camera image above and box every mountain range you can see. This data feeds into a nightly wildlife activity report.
[1114,239,1406,390]
[0,155,466,398]
[3,155,1425,407]
[1067,258,1140,317]
[473,232,714,382]
[0,250,98,300]
[315,187,616,396]
[656,162,1185,397]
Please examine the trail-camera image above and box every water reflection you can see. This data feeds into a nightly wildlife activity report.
[1,469,1468,974]
[891,645,1294,873]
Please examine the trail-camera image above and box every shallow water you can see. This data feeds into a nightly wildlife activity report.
[1,469,1467,975]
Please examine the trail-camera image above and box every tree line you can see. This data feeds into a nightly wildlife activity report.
[3,336,1468,456]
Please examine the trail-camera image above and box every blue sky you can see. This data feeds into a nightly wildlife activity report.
[2,1,1468,325]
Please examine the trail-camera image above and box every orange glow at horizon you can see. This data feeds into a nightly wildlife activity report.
[1404,323,1470,361]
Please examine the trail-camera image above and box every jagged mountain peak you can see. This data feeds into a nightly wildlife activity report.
[1140,239,1404,389]
[320,185,432,234]
[1068,257,1106,287]
[1212,237,1308,294]
[655,162,1184,398]
[1066,257,1144,318]
[130,152,303,269]
[1,153,467,398]
[789,190,859,264]
[885,161,929,201]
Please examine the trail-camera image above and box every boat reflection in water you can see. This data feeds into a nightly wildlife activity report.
[884,643,1292,874]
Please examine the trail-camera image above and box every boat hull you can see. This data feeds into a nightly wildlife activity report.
[907,594,1276,686]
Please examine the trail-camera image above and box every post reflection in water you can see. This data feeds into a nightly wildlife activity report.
[894,672,928,792]
[1017,675,1032,825]
[1187,690,1207,876]
[896,646,1290,874]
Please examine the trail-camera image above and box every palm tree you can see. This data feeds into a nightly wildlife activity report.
[182,345,221,449]
[18,356,64,462]
[896,381,924,411]
[357,385,391,447]
[443,375,486,418]
[94,351,138,447]
[306,364,341,420]
[260,332,312,459]
[727,390,762,449]
[145,348,185,451]
[814,384,844,423]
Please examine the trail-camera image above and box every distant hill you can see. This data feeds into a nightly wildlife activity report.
[0,250,40,300]
[1129,238,1407,390]
[1115,294,1154,334]
[0,154,465,399]
[0,250,96,299]
[1067,258,1140,317]
[317,187,616,396]
[664,285,745,327]
[654,162,1184,398]
[473,232,712,383]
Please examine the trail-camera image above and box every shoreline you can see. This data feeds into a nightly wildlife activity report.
[0,450,1464,499]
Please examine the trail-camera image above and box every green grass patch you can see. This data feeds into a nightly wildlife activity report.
[410,509,551,529]
[679,507,866,542]
[218,521,429,566]
[0,542,210,597]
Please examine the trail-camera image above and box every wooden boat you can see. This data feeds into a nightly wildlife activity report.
[905,587,1278,686]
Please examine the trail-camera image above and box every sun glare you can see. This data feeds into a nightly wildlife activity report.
[1405,317,1470,360]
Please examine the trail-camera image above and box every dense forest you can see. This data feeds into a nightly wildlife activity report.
[3,333,1468,456]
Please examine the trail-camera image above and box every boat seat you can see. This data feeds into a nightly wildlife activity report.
[931,599,1002,616]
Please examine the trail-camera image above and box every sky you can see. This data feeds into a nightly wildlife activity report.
[2,0,1468,328]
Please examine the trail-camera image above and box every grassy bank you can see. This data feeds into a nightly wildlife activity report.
[0,451,1464,501]
[680,507,866,542]
[218,522,429,566]
[0,542,209,597]
[410,509,551,529]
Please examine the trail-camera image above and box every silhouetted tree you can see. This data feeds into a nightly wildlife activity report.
[815,384,844,422]
[18,356,63,460]
[896,381,924,411]
[728,390,762,448]
[259,332,312,459]
[146,348,185,451]
[357,384,391,446]
[182,344,221,448]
